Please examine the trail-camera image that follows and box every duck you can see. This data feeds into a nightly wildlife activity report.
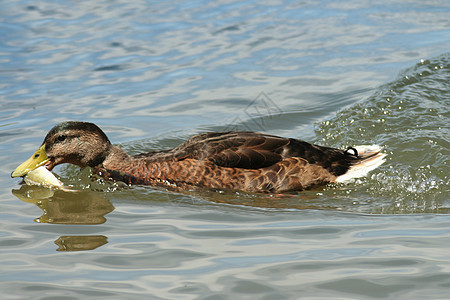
[11,121,386,193]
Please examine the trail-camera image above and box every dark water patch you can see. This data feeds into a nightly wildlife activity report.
[318,278,413,298]
[94,64,127,72]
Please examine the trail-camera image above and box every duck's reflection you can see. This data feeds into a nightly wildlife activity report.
[12,185,115,224]
[12,185,114,251]
[54,235,108,251]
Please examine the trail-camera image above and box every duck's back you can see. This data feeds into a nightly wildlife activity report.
[100,132,384,192]
[170,132,356,174]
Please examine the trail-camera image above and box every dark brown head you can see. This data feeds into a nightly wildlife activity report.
[12,121,112,178]
[43,121,112,169]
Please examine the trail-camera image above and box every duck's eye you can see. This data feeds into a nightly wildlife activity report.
[56,134,67,143]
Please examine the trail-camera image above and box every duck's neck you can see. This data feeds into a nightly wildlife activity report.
[102,145,133,169]
[94,145,153,185]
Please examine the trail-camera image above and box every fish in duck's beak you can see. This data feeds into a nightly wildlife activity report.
[11,144,51,178]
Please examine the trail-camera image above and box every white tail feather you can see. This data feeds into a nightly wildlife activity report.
[334,145,386,183]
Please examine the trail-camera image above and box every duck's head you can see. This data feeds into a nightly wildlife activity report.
[12,121,111,178]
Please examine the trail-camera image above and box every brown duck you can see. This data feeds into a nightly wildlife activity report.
[12,121,386,193]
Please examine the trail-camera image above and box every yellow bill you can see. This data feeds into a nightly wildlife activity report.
[11,145,49,178]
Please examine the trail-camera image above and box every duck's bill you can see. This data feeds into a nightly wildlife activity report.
[11,145,50,178]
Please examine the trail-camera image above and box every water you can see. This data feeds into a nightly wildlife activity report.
[1,0,449,299]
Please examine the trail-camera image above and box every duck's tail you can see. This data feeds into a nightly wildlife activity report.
[334,145,386,183]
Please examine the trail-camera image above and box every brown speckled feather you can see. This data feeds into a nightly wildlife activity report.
[97,132,359,192]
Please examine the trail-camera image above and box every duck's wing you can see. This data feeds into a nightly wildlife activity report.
[172,132,291,169]
[173,132,362,175]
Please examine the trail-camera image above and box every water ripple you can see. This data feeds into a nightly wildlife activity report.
[2,0,450,299]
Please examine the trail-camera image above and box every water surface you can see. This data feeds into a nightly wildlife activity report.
[1,0,449,299]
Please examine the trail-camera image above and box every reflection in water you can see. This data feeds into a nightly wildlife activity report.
[55,235,108,252]
[12,185,114,251]
[187,188,339,211]
[11,185,115,225]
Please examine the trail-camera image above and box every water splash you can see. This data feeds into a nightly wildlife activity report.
[316,54,449,212]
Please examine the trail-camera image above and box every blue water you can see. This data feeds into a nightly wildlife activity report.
[1,0,449,299]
